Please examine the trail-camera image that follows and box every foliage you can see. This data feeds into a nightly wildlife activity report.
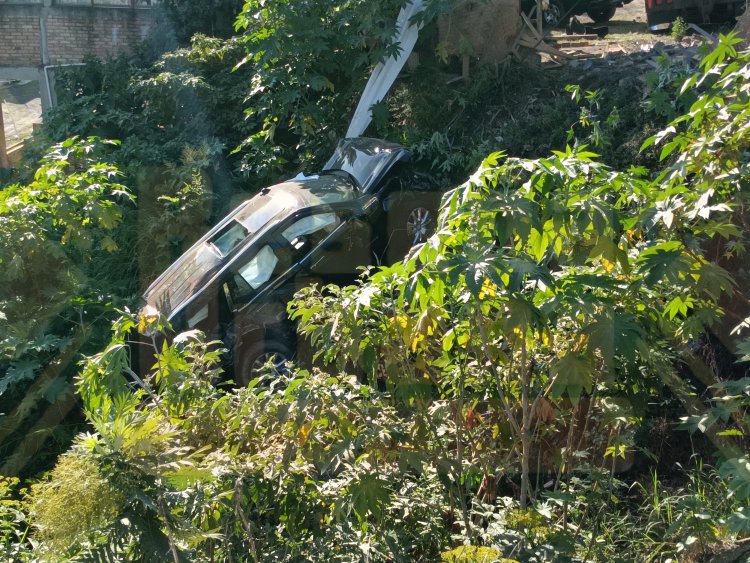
[233,0,417,180]
[5,9,750,563]
[380,57,673,187]
[0,477,31,561]
[29,453,125,559]
[33,0,670,193]
[290,33,750,553]
[671,16,689,41]
[680,374,750,534]
[36,36,251,179]
[291,137,734,504]
[157,0,245,44]
[0,138,133,477]
[10,316,455,560]
[441,545,515,562]
[0,137,132,394]
[564,85,621,150]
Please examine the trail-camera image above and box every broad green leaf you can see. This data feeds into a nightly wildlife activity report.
[550,352,593,402]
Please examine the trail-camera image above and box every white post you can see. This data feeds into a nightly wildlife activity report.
[0,100,9,169]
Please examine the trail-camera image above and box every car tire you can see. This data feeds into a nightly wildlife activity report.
[385,196,438,263]
[236,338,295,386]
[544,0,569,28]
[586,6,616,22]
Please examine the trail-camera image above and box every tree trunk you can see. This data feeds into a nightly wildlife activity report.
[519,334,531,509]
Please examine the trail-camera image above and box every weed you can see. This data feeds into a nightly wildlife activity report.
[671,17,689,41]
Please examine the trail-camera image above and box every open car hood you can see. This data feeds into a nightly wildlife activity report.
[322,137,410,193]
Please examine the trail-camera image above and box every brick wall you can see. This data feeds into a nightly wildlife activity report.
[45,7,153,64]
[0,4,154,67]
[0,6,42,66]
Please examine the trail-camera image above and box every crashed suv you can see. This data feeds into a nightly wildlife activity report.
[141,138,440,384]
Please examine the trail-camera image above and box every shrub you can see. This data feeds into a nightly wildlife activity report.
[29,453,124,558]
[441,546,518,562]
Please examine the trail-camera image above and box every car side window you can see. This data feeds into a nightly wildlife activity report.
[237,245,278,290]
[281,212,339,249]
[227,243,297,307]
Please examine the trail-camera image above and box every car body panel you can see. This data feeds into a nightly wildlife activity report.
[323,137,411,192]
[644,0,743,27]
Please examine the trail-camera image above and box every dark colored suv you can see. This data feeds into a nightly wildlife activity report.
[141,138,440,384]
[524,0,632,27]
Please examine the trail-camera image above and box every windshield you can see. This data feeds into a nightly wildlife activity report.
[143,244,221,320]
[292,176,358,203]
[323,139,405,191]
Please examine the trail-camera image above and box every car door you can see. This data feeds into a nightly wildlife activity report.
[222,241,295,338]
[280,206,374,287]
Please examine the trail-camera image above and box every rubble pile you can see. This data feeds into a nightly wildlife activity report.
[734,9,750,41]
[560,39,706,89]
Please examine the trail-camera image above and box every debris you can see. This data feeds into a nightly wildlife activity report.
[514,12,571,62]
[347,0,425,137]
[554,34,601,41]
[551,40,595,48]
[688,22,716,41]
[735,10,750,41]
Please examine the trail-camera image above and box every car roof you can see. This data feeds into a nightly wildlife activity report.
[143,174,357,319]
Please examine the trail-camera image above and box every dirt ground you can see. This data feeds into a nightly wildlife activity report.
[1,80,42,147]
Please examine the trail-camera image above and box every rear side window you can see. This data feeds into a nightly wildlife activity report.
[228,244,295,305]
[212,221,248,256]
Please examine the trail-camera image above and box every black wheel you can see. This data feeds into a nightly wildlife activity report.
[385,196,438,263]
[586,6,616,22]
[544,0,569,28]
[236,339,295,386]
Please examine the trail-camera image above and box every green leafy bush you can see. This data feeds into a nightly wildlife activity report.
[29,453,124,558]
[0,138,132,476]
[5,14,750,563]
[441,545,517,562]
